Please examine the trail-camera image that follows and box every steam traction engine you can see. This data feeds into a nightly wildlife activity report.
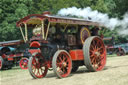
[0,40,30,70]
[16,12,106,78]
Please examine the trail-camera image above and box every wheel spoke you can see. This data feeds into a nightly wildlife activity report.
[96,40,101,46]
[64,58,68,63]
[100,54,105,58]
[91,56,96,63]
[96,57,101,64]
[97,47,103,51]
[37,69,39,75]
[90,51,95,57]
[94,45,98,50]
[59,56,63,62]
[57,67,62,73]
[92,41,96,46]
[62,67,66,73]
[63,55,66,61]
[93,59,97,68]
[90,45,95,50]
[33,68,36,73]
[40,67,44,72]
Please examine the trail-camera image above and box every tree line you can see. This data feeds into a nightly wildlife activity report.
[0,0,128,44]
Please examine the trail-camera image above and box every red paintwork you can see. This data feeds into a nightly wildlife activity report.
[69,50,84,61]
[28,49,41,54]
[29,41,41,54]
[8,58,13,61]
[19,58,28,70]
[45,61,52,68]
[16,12,101,27]
[16,14,44,27]
[106,45,114,49]
[30,41,41,48]
[1,54,6,58]
[2,53,23,61]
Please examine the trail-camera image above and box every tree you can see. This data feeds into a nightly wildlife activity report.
[0,0,33,41]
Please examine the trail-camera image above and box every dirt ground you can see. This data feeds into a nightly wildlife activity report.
[1,55,128,85]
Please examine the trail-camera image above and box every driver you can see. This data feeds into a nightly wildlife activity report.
[33,25,42,36]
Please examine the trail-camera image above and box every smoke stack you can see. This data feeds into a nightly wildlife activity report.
[42,11,51,15]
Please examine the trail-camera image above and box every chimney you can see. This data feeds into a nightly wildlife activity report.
[42,11,51,15]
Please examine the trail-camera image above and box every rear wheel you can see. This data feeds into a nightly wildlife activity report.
[83,36,106,71]
[28,53,48,79]
[19,58,28,69]
[0,56,4,70]
[52,50,72,78]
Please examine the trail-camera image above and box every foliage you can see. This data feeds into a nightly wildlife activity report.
[0,0,128,43]
[0,0,33,41]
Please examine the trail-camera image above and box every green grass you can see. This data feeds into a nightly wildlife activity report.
[0,66,26,77]
[107,54,117,57]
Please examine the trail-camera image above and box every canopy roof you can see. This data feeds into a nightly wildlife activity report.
[16,11,103,27]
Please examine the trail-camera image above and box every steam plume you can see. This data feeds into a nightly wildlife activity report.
[57,7,128,35]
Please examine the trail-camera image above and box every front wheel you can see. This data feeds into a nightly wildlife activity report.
[19,58,28,69]
[52,50,72,78]
[28,53,48,79]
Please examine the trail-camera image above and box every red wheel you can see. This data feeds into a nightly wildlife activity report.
[19,58,29,69]
[83,36,106,71]
[28,52,48,79]
[52,50,72,78]
[0,56,4,70]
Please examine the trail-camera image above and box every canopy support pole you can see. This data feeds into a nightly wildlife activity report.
[19,26,26,43]
[24,23,28,41]
[45,22,50,40]
[64,24,68,31]
[41,21,45,39]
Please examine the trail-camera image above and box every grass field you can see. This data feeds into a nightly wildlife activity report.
[1,55,128,85]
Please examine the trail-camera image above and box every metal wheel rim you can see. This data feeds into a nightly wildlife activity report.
[83,36,106,71]
[52,50,72,78]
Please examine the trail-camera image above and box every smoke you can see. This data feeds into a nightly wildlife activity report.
[57,7,128,35]
[118,13,128,35]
